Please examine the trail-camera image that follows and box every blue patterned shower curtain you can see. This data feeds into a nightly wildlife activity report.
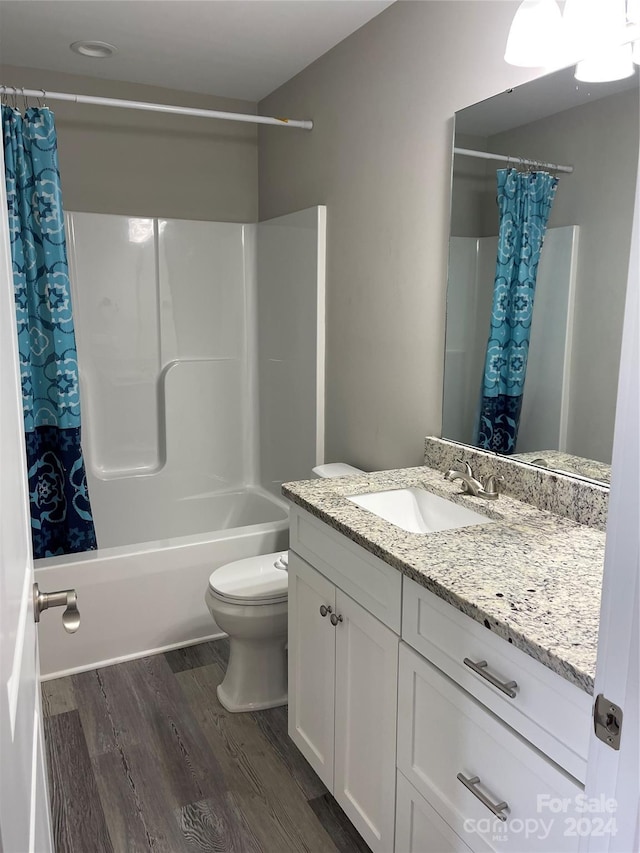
[2,106,97,557]
[475,168,558,454]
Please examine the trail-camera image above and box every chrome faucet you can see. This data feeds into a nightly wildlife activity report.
[444,460,504,501]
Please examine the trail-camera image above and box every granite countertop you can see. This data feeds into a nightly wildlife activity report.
[512,449,611,484]
[282,466,605,695]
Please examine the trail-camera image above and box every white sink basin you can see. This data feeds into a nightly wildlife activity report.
[347,487,492,535]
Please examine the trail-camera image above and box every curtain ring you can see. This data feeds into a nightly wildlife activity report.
[39,88,48,108]
[21,86,28,112]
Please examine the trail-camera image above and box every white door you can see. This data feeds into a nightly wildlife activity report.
[0,144,53,851]
[287,551,336,789]
[333,589,398,853]
[581,148,640,853]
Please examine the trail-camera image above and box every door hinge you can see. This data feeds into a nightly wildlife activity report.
[593,694,623,750]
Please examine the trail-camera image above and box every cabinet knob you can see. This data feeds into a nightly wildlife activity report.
[319,604,333,618]
[330,613,343,627]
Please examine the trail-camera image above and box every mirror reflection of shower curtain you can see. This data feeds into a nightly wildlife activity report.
[2,105,97,557]
[474,168,559,454]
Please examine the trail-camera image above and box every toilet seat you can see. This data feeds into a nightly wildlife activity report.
[208,553,288,606]
[204,463,363,712]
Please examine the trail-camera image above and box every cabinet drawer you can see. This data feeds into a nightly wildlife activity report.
[402,578,591,782]
[396,771,473,853]
[398,643,582,853]
[289,506,402,632]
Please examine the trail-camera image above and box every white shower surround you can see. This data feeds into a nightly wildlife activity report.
[35,207,326,677]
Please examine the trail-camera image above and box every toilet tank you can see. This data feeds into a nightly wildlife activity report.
[312,463,364,478]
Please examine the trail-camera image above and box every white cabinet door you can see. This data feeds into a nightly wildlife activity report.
[287,551,336,789]
[334,589,398,853]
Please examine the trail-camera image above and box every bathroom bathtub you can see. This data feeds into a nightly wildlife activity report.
[35,487,289,679]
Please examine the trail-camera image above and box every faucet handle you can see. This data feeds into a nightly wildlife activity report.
[444,458,474,483]
[454,459,473,477]
[483,474,505,499]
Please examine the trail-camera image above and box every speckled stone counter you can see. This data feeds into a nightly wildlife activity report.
[424,436,609,530]
[282,466,605,695]
[513,450,611,484]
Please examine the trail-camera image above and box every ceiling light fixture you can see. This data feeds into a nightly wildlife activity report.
[504,0,563,67]
[505,0,639,82]
[566,0,634,82]
[627,0,640,64]
[70,41,118,59]
[574,44,634,81]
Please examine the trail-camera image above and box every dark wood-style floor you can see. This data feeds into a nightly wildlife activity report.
[42,639,371,853]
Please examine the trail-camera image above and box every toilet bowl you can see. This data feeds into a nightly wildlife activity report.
[206,553,289,712]
[205,462,364,713]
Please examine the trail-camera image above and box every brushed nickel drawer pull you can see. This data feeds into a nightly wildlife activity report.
[463,658,517,698]
[457,773,509,821]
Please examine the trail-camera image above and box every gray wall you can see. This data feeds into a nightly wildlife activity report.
[258,1,540,471]
[0,65,258,221]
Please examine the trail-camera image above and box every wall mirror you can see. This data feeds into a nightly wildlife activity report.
[443,64,639,485]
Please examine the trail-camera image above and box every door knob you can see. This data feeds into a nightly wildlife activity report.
[33,583,80,633]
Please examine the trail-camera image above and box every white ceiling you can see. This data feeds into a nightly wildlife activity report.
[0,0,394,102]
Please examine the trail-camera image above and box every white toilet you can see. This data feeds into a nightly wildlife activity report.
[205,462,363,712]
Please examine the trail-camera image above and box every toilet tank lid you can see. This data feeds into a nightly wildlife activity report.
[312,463,364,478]
[209,553,288,601]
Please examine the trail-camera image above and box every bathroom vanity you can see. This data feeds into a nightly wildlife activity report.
[283,449,606,853]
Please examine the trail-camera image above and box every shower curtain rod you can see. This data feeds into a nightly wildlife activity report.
[0,85,314,130]
[454,146,573,174]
